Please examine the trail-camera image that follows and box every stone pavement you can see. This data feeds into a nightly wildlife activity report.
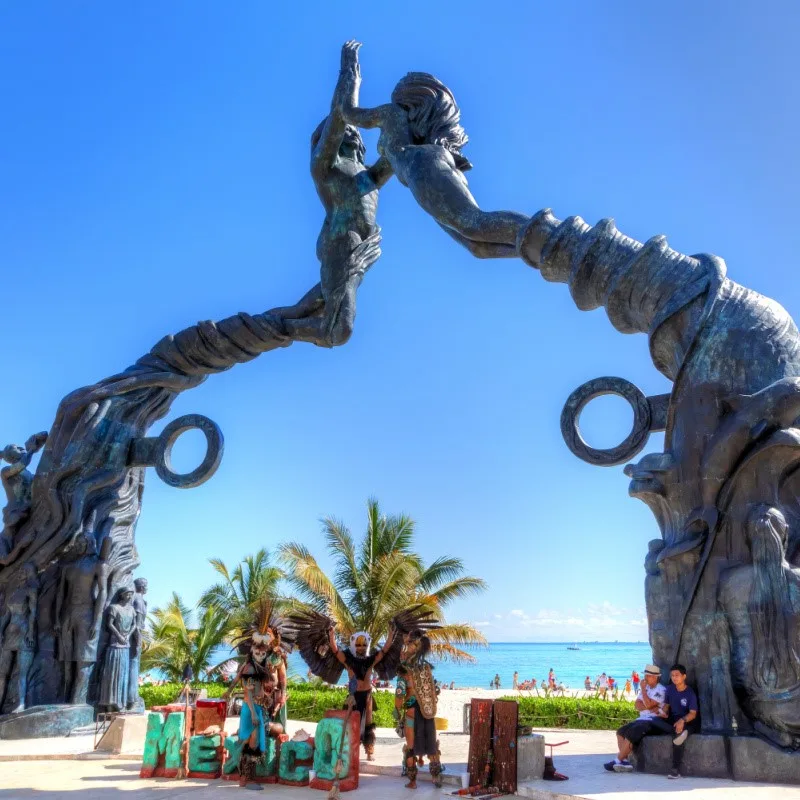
[0,723,796,798]
[0,759,443,799]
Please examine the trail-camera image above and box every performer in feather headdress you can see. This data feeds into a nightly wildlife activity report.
[227,599,294,791]
[396,629,442,789]
[289,606,438,762]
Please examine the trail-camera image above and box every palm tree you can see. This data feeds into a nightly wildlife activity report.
[199,548,285,643]
[141,593,232,682]
[280,498,488,662]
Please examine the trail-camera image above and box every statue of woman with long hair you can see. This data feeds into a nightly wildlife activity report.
[336,41,529,259]
[718,505,800,747]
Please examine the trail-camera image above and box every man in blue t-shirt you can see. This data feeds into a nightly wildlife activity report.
[663,663,698,779]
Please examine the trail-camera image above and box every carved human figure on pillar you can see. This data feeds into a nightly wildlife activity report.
[54,533,109,704]
[718,505,800,748]
[0,432,47,565]
[99,585,136,711]
[127,577,147,710]
[336,41,529,259]
[0,562,38,713]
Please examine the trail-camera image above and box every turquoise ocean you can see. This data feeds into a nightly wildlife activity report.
[285,641,653,690]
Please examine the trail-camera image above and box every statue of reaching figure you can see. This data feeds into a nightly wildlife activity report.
[0,432,48,566]
[335,41,530,259]
[275,42,393,348]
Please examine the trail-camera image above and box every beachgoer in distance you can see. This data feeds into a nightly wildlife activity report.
[584,676,592,691]
[336,41,530,260]
[604,663,697,778]
[493,673,501,690]
[512,671,519,690]
[632,670,640,695]
[624,678,632,695]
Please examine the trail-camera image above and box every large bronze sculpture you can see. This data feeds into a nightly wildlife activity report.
[0,39,798,780]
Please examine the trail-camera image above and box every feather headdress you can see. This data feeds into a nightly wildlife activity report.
[233,597,296,656]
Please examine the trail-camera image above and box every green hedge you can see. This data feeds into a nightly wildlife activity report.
[506,695,637,730]
[139,682,228,709]
[139,681,396,727]
[284,684,396,727]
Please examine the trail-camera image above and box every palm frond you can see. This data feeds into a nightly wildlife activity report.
[417,577,489,607]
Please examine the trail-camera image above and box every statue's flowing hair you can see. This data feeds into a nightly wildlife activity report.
[746,506,800,691]
[391,72,471,171]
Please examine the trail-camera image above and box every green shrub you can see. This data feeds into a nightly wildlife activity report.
[506,695,637,730]
[283,684,396,727]
[139,680,395,727]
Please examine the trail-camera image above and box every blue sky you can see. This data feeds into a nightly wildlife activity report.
[2,3,798,641]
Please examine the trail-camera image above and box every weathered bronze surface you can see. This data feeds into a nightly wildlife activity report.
[2,42,799,765]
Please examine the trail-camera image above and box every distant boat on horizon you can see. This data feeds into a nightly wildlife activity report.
[567,644,581,650]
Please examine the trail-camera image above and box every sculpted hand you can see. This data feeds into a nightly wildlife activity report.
[25,431,48,454]
[340,40,362,79]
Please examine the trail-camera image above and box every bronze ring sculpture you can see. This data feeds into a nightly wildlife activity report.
[129,414,224,489]
[561,377,665,467]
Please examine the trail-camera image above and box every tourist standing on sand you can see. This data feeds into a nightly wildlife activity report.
[493,673,501,689]
[632,670,640,695]
[585,676,592,691]
[513,671,519,690]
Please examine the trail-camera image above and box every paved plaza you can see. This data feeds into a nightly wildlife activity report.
[0,723,795,799]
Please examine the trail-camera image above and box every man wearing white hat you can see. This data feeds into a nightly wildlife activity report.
[604,663,670,773]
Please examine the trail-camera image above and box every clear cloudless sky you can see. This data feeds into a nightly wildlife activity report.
[1,3,798,642]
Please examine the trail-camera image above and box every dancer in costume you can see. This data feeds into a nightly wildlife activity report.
[227,600,293,791]
[328,627,392,761]
[289,607,437,762]
[396,629,443,789]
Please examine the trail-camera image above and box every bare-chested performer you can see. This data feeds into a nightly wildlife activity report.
[276,44,393,348]
[54,533,109,704]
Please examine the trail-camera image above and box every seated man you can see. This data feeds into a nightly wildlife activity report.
[604,663,668,772]
[663,664,698,779]
[604,663,698,777]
